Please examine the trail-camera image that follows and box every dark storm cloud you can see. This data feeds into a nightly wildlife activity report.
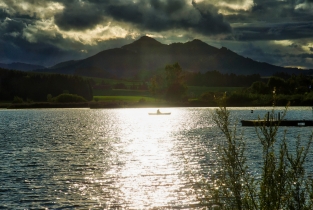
[54,1,105,31]
[293,53,313,59]
[104,0,231,35]
[1,32,60,65]
[150,0,186,13]
[0,12,88,66]
[225,1,293,23]
[233,22,313,41]
[224,0,313,41]
[241,1,309,20]
[106,3,143,24]
[0,27,96,67]
[239,44,313,69]
[0,10,38,25]
[240,43,279,65]
[0,18,26,35]
[51,0,232,34]
[2,0,232,38]
[0,35,140,67]
[0,8,9,20]
[191,0,231,34]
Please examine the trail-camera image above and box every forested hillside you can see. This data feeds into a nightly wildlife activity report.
[0,68,93,102]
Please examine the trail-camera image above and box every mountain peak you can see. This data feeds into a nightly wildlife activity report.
[135,36,161,44]
[121,36,163,52]
[190,39,206,44]
[182,38,218,54]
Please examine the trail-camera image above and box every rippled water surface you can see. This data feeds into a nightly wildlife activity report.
[1,107,313,209]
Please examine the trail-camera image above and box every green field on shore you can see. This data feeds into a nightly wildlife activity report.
[186,86,243,97]
[0,85,242,105]
[94,96,156,102]
[93,89,151,97]
[92,86,242,104]
[93,86,243,97]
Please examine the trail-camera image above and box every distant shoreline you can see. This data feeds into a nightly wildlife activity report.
[2,101,208,109]
[1,101,311,109]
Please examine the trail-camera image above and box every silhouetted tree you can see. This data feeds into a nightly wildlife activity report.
[164,63,187,101]
[148,63,187,101]
[249,81,270,94]
[267,76,289,94]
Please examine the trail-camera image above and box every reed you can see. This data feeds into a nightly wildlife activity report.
[193,99,313,209]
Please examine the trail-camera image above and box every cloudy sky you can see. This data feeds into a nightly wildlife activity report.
[1,0,313,69]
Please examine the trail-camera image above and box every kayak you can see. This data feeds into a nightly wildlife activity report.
[148,112,171,115]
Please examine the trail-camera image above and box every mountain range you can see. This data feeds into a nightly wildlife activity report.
[8,36,313,77]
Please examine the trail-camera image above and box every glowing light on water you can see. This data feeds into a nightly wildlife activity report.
[2,107,312,208]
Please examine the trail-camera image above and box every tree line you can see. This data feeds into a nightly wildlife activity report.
[2,63,312,106]
[185,70,261,87]
[196,73,313,106]
[248,73,312,95]
[0,68,93,102]
[147,62,313,105]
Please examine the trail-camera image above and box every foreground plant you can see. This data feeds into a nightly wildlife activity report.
[193,101,313,209]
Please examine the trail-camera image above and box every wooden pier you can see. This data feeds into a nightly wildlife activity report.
[241,111,313,127]
[241,119,313,127]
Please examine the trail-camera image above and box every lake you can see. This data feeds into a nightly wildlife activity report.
[1,107,313,209]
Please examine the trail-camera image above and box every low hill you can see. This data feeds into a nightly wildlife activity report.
[36,36,309,78]
[50,60,79,69]
[0,62,46,71]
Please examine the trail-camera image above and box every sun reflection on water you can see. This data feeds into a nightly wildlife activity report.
[47,108,218,208]
[76,107,217,209]
[102,108,187,208]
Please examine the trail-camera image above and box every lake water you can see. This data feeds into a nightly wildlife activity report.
[1,107,313,209]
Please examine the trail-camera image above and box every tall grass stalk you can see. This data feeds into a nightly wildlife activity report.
[194,100,313,209]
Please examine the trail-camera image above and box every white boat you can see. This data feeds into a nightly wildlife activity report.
[148,112,171,115]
